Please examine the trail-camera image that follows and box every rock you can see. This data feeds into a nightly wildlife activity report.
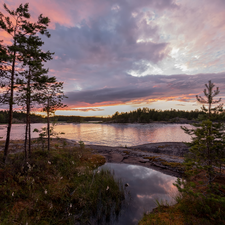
[109,153,124,163]
[139,158,149,163]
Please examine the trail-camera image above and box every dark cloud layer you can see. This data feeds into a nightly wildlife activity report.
[65,73,225,106]
[70,108,104,112]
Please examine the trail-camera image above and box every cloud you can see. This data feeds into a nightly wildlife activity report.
[1,0,225,113]
[64,73,225,107]
[69,108,104,112]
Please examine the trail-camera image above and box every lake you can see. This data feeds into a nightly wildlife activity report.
[97,163,178,225]
[0,123,192,146]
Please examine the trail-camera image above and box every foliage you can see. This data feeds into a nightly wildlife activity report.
[0,140,124,224]
[33,121,65,151]
[0,2,52,162]
[172,80,225,224]
[108,108,211,123]
[181,80,225,186]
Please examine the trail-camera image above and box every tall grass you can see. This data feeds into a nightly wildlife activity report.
[0,143,124,224]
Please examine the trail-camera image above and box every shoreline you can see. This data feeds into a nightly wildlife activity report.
[85,142,187,178]
[0,138,188,177]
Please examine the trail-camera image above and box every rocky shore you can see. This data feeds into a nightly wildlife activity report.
[0,139,189,177]
[86,142,189,177]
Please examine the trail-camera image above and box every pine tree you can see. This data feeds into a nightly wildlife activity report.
[16,35,53,159]
[0,3,51,162]
[37,77,66,151]
[182,80,225,188]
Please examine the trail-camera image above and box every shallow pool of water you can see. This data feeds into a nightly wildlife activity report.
[98,163,178,225]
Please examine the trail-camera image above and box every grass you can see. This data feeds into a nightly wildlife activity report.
[0,139,125,224]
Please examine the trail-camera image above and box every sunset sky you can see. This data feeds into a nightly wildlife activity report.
[1,0,225,117]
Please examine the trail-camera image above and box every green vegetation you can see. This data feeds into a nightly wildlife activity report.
[0,110,105,124]
[0,139,125,224]
[108,107,225,123]
[139,81,225,225]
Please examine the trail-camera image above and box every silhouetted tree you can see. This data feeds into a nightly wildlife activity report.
[0,3,51,162]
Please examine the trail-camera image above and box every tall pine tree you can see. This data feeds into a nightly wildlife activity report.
[0,3,51,162]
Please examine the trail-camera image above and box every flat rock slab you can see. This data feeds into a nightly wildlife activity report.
[130,142,189,157]
[86,142,187,177]
[109,153,124,163]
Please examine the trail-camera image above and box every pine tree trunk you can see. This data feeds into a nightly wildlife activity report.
[24,120,28,161]
[28,119,31,154]
[47,98,50,151]
[3,50,16,163]
[27,69,31,155]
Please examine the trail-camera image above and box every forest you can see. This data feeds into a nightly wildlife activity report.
[0,110,103,124]
[108,107,225,123]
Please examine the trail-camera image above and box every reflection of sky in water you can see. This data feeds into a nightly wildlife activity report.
[99,163,178,225]
[0,123,192,146]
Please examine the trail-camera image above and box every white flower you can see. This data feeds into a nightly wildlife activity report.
[97,170,100,174]
[48,161,51,165]
[60,177,63,180]
[72,161,74,164]
[70,203,72,208]
[44,189,47,194]
[12,192,14,197]
[106,186,109,191]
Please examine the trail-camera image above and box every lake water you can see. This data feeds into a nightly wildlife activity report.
[0,123,192,146]
[98,163,178,225]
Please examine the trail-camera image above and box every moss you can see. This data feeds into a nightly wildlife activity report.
[161,162,184,168]
[123,150,130,155]
[143,156,159,161]
[157,145,168,148]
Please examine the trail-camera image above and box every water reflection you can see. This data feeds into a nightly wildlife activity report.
[0,123,192,146]
[99,163,178,225]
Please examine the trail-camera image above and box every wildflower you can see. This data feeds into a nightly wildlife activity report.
[60,177,63,180]
[48,161,51,165]
[26,222,28,225]
[72,161,74,164]
[70,203,72,208]
[12,192,14,197]
[106,186,109,191]
[97,170,100,174]
[44,189,47,194]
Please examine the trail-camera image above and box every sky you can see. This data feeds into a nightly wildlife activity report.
[1,0,225,117]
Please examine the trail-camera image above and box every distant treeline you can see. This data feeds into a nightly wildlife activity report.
[0,111,104,124]
[107,108,225,123]
[55,115,104,123]
[0,111,46,124]
[1,108,225,124]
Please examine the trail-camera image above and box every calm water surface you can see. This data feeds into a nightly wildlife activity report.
[0,123,192,146]
[98,163,178,225]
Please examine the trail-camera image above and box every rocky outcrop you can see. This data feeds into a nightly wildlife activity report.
[130,142,189,157]
[87,142,188,177]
